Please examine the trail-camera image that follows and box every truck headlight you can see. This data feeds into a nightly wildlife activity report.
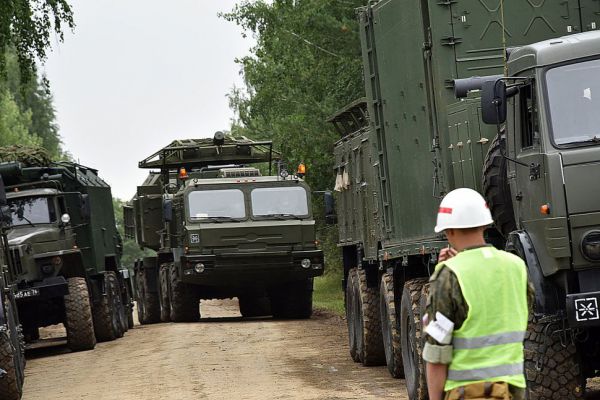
[194,263,205,273]
[581,231,600,262]
[301,258,311,269]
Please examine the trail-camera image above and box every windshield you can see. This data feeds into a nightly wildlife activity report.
[546,59,600,145]
[251,186,309,217]
[8,197,56,226]
[188,189,246,220]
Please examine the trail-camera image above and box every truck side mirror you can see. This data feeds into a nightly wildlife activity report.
[80,194,91,220]
[324,191,337,225]
[163,199,173,223]
[481,79,507,125]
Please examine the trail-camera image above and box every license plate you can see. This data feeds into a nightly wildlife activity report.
[15,288,40,299]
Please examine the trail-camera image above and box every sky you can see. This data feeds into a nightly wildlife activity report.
[43,0,253,200]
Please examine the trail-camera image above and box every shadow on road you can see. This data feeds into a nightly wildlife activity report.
[25,338,70,360]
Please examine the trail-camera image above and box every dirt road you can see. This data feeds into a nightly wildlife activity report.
[22,300,406,399]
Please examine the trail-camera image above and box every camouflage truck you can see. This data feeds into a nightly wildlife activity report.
[124,133,324,323]
[328,1,600,399]
[0,176,25,400]
[0,153,134,351]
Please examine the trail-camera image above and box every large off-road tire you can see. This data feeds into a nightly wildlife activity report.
[524,315,584,399]
[239,296,271,317]
[483,132,517,237]
[158,264,171,322]
[168,263,199,322]
[0,333,22,400]
[0,299,24,400]
[270,279,313,319]
[346,268,360,362]
[400,278,429,400]
[380,272,404,378]
[124,281,135,330]
[92,272,124,342]
[355,268,385,366]
[136,269,160,325]
[64,277,96,351]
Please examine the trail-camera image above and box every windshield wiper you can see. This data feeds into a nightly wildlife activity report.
[17,215,35,227]
[579,136,600,144]
[260,213,303,220]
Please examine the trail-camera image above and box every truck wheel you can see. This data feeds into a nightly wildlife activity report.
[400,278,428,400]
[355,268,385,366]
[380,272,404,378]
[93,272,124,342]
[168,263,199,322]
[64,277,96,351]
[346,268,360,362]
[124,281,135,330]
[270,278,313,319]
[239,296,271,317]
[158,264,171,322]
[0,299,24,400]
[0,333,22,400]
[136,269,160,325]
[483,132,517,237]
[525,315,584,399]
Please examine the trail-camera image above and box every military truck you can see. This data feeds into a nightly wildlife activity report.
[328,1,600,399]
[124,134,324,323]
[0,176,25,400]
[0,159,133,351]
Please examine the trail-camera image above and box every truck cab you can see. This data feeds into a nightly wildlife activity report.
[127,134,324,323]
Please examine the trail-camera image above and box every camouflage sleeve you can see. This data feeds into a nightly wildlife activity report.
[424,265,468,345]
[423,265,468,364]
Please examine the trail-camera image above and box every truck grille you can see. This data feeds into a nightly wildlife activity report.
[8,248,23,277]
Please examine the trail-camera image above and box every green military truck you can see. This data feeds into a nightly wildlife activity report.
[0,158,133,351]
[328,1,600,399]
[124,133,324,323]
[0,176,25,400]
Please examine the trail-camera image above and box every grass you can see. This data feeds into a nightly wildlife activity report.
[313,270,345,316]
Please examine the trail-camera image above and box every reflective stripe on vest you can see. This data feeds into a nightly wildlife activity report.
[447,362,524,381]
[439,247,529,391]
[453,331,526,350]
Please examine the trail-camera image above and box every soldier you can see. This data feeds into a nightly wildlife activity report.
[423,188,531,400]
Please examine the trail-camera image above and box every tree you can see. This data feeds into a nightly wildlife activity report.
[0,0,74,81]
[222,0,364,191]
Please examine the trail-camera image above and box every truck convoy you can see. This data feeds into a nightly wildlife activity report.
[329,1,600,399]
[125,133,324,323]
[0,176,25,400]
[0,154,133,352]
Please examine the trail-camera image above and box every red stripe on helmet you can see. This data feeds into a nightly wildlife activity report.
[439,207,453,214]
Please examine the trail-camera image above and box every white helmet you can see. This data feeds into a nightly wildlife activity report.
[434,188,493,233]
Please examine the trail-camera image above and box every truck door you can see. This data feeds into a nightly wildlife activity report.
[447,0,586,79]
[508,84,546,225]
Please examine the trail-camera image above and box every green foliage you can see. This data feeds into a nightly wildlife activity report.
[113,197,154,268]
[222,0,364,192]
[313,269,344,316]
[0,50,65,159]
[0,89,40,147]
[223,0,364,275]
[0,0,74,81]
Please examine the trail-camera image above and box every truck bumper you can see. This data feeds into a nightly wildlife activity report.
[567,291,600,327]
[14,276,69,302]
[180,250,324,286]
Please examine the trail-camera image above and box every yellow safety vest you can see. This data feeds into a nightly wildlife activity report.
[441,246,528,391]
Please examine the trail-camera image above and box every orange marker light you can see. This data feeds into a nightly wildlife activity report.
[540,204,550,215]
[179,167,189,180]
[297,163,306,177]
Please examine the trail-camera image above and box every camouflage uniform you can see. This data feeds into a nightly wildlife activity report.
[423,245,535,400]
